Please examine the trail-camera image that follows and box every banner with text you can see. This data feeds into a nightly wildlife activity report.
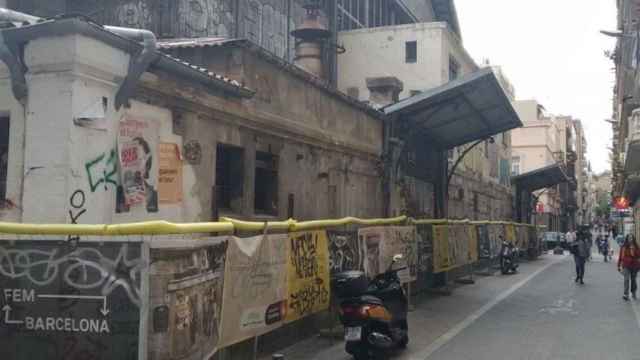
[432,224,477,273]
[220,234,287,348]
[285,231,331,323]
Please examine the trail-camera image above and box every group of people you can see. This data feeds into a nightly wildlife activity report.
[570,228,640,301]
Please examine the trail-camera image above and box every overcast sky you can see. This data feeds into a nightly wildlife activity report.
[456,0,617,174]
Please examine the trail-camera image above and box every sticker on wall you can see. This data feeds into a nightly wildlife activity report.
[183,140,202,165]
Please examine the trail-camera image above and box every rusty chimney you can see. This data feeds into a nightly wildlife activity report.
[290,0,330,78]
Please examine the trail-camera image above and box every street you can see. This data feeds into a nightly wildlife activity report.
[269,251,640,360]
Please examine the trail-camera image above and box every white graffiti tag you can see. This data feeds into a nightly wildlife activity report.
[0,244,144,307]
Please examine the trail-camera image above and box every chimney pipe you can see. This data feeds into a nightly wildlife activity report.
[366,77,404,109]
[290,1,330,78]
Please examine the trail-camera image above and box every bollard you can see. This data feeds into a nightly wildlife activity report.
[272,354,285,360]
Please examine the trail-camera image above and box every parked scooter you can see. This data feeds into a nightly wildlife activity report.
[333,254,409,360]
[500,240,519,274]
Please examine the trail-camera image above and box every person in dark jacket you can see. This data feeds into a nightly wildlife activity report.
[618,234,640,301]
[572,236,589,284]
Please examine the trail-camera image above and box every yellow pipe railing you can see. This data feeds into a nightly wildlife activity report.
[0,216,541,236]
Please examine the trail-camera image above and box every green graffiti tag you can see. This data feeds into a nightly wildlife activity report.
[85,149,118,192]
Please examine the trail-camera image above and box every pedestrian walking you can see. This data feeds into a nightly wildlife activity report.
[618,234,640,301]
[571,234,589,284]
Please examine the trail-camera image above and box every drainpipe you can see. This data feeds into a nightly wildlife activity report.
[0,9,159,110]
[0,8,41,105]
[103,26,158,110]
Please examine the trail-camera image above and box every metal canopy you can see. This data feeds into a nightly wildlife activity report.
[625,139,640,174]
[511,163,571,191]
[384,67,522,149]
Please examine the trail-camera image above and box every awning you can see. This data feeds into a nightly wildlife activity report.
[625,139,640,174]
[384,67,522,149]
[511,163,571,191]
[624,175,640,204]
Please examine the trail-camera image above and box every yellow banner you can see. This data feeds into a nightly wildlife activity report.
[505,224,516,244]
[432,225,450,272]
[468,224,479,262]
[285,230,331,323]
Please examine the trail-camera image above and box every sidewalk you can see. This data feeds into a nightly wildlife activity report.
[262,254,566,360]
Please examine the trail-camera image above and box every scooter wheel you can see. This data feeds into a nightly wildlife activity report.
[398,334,409,348]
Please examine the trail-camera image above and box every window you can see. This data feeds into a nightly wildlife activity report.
[405,41,417,63]
[511,156,521,176]
[502,131,509,147]
[254,151,278,215]
[215,144,244,212]
[0,117,8,200]
[449,56,460,80]
[484,140,489,158]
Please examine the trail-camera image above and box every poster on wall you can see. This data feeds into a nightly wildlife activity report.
[327,230,365,274]
[285,231,331,323]
[219,234,288,348]
[432,224,476,273]
[118,116,159,212]
[486,223,505,259]
[357,227,417,282]
[147,238,227,360]
[158,143,183,204]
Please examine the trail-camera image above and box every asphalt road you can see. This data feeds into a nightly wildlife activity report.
[267,252,640,360]
[425,253,640,360]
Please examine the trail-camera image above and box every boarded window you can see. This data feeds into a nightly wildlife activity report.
[216,144,244,212]
[0,117,8,199]
[255,151,278,215]
[405,41,417,63]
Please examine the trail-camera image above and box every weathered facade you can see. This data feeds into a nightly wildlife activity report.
[0,16,383,226]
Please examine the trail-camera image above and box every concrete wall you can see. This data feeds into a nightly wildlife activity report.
[338,22,448,101]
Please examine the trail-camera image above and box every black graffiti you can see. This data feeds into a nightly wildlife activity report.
[328,231,363,274]
[68,190,87,243]
[289,278,329,316]
[290,232,319,279]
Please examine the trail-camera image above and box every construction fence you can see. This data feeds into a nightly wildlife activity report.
[0,217,543,360]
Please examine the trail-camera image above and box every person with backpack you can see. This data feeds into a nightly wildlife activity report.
[618,234,640,301]
[571,234,589,284]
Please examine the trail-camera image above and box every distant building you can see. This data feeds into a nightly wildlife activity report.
[510,100,585,231]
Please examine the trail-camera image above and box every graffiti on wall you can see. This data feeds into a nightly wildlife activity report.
[85,148,118,193]
[432,224,477,273]
[148,240,227,360]
[177,0,235,38]
[244,0,289,58]
[0,240,143,360]
[114,0,152,29]
[327,230,365,274]
[285,231,330,323]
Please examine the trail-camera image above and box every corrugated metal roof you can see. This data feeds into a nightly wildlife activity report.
[157,37,243,49]
[160,52,244,88]
[384,67,523,149]
[512,163,571,191]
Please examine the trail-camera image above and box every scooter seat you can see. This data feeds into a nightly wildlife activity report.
[358,295,383,305]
